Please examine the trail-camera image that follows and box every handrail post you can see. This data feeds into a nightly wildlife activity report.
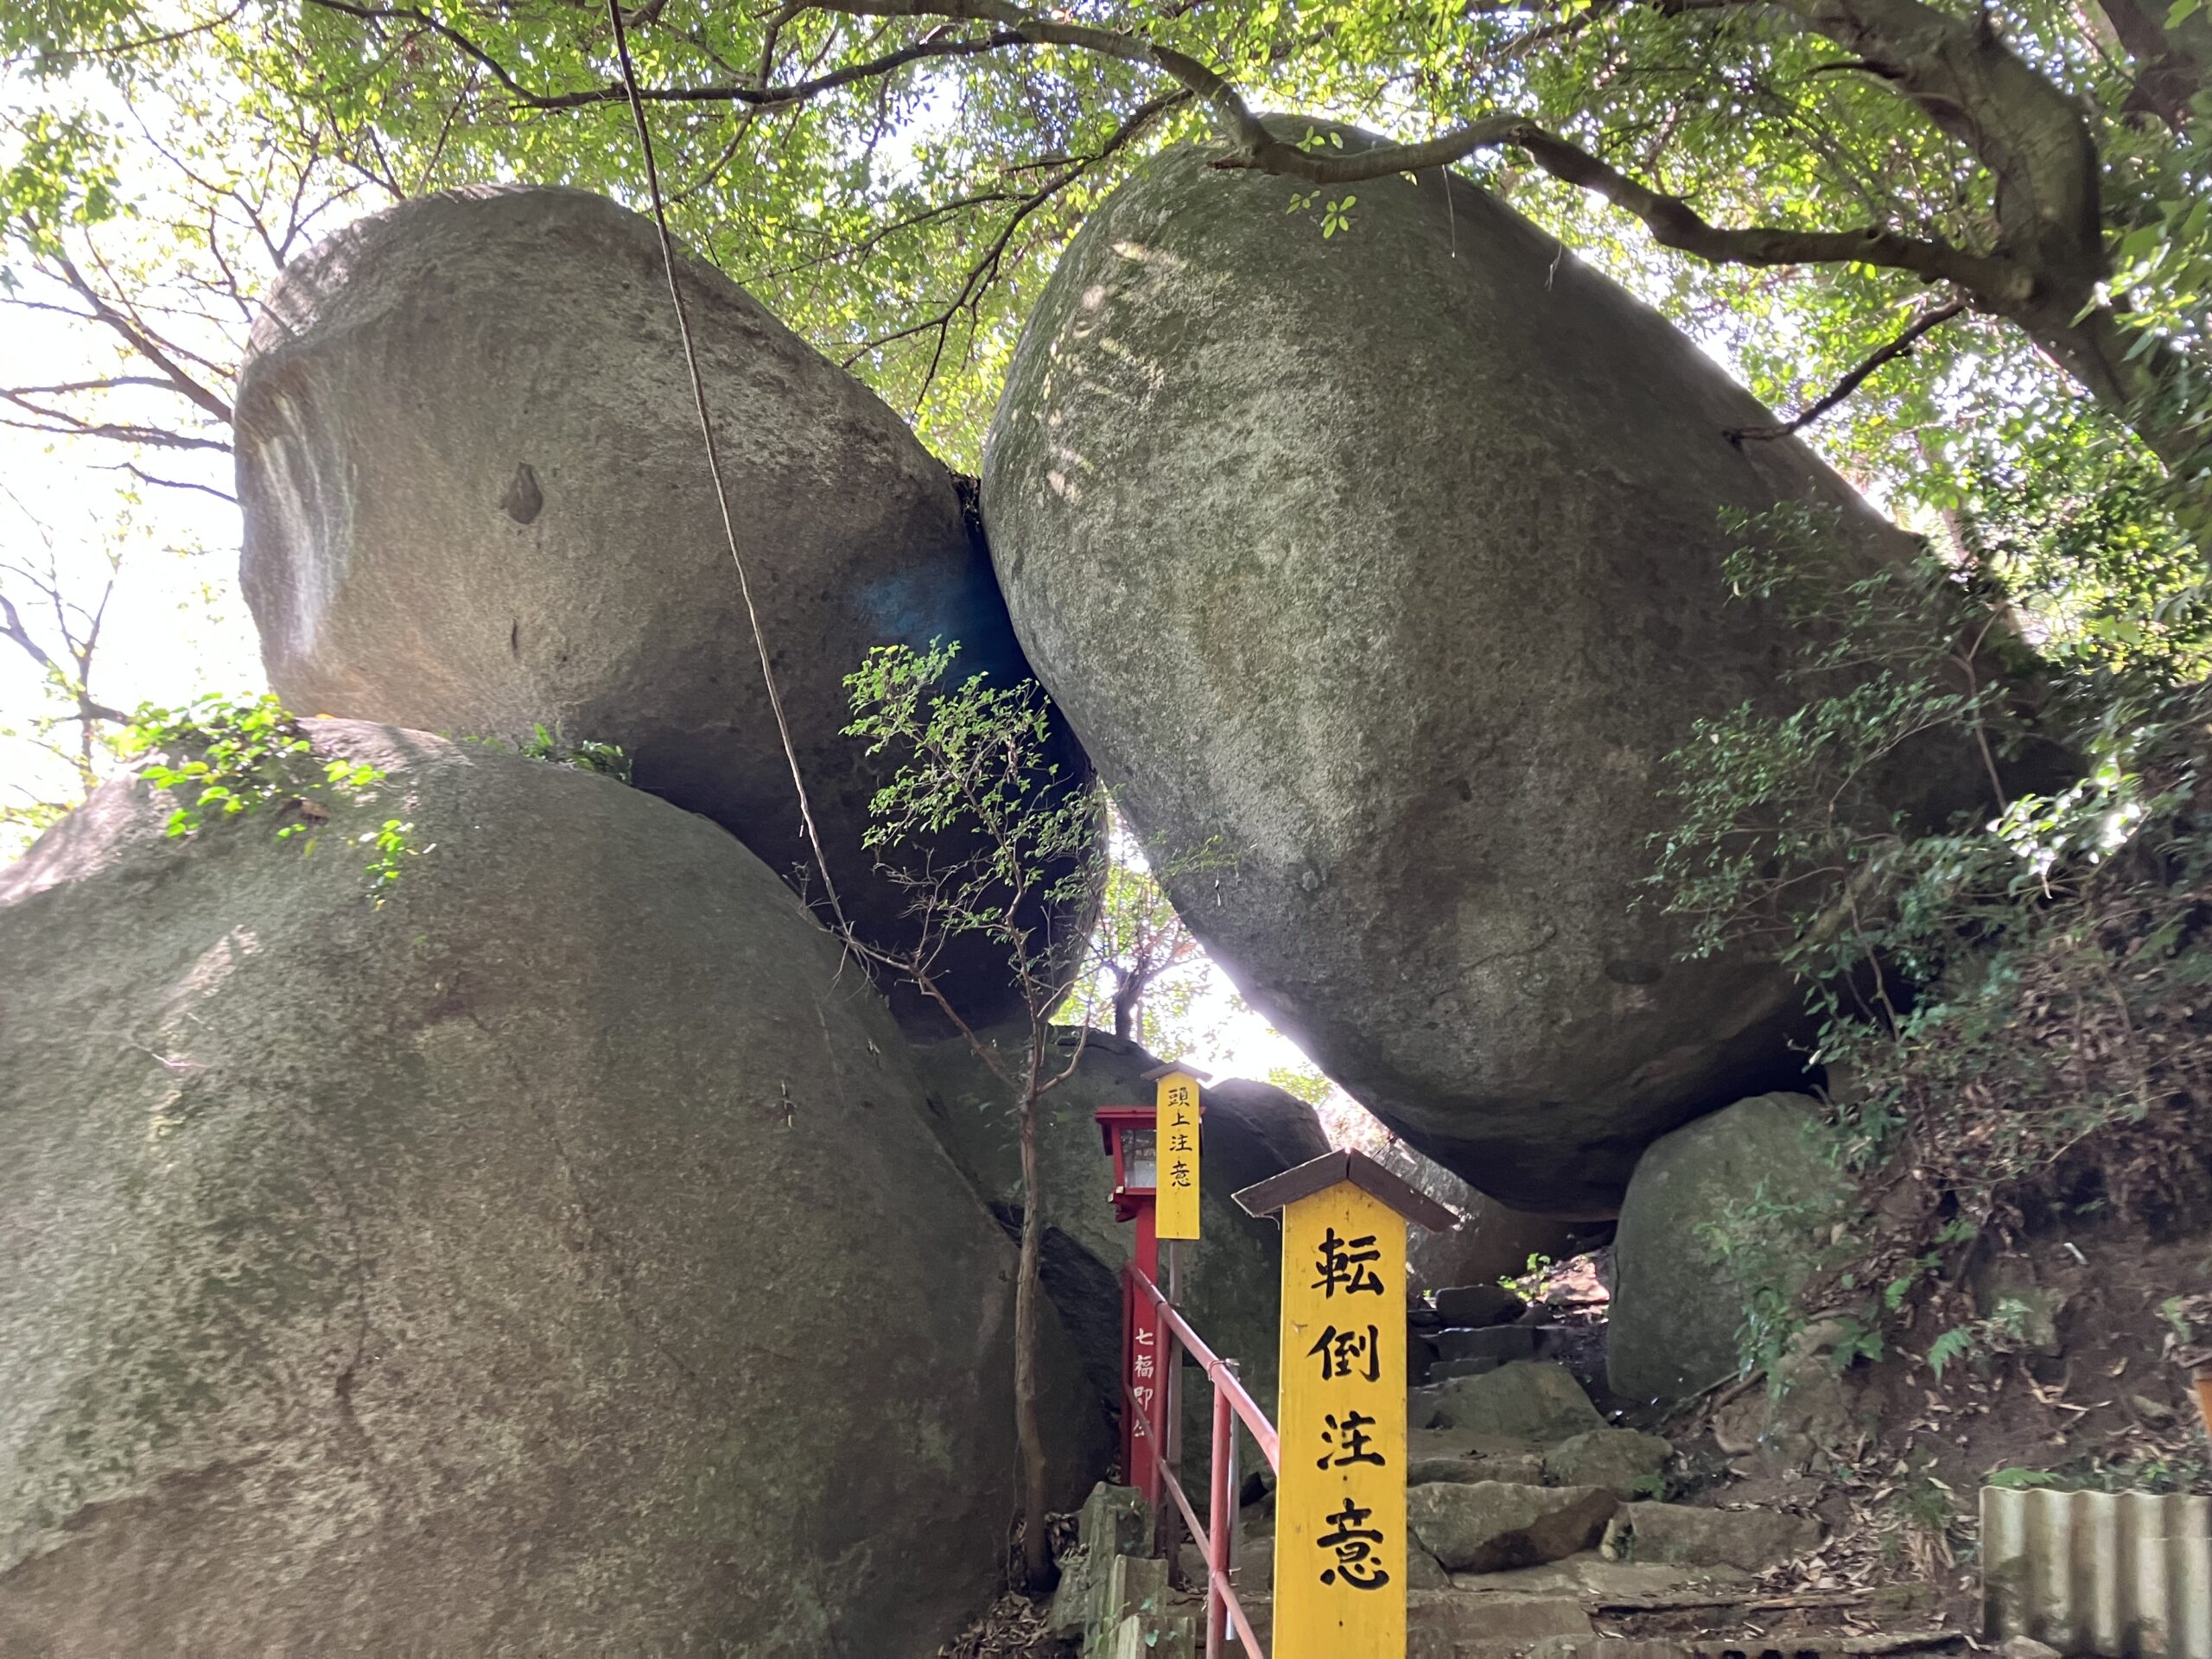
[1223,1357,1242,1580]
[1159,1239,1188,1573]
[1206,1362,1234,1659]
[1124,1264,1279,1658]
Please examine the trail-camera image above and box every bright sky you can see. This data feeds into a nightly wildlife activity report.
[0,48,264,836]
[0,432,263,843]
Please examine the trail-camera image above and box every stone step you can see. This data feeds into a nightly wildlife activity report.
[1420,1324,1595,1386]
[1237,1587,1598,1656]
[1159,1531,1788,1656]
[1429,1284,1527,1328]
[1433,1325,1541,1366]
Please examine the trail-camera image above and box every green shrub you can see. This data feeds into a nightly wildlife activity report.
[461,721,632,782]
[1651,502,2212,1363]
[117,694,419,899]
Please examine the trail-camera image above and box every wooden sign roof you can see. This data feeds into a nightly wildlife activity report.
[1230,1148,1461,1234]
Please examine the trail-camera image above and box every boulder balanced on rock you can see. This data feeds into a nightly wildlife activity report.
[235,184,1084,1033]
[982,124,1948,1213]
[0,724,1103,1656]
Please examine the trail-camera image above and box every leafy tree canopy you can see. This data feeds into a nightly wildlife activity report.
[4,0,2211,868]
[2,0,2207,523]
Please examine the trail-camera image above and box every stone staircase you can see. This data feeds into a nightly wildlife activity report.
[1052,1294,1854,1659]
[1051,1473,1793,1659]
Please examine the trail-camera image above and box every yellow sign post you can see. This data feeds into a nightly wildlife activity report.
[1233,1151,1458,1659]
[1151,1066,1204,1241]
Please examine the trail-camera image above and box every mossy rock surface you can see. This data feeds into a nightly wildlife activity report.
[1429,1362,1606,1442]
[1606,1091,1851,1402]
[982,122,1925,1213]
[0,722,1100,1656]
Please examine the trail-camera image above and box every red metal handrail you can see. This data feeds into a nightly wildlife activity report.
[1131,1267,1281,1470]
[1127,1265,1279,1659]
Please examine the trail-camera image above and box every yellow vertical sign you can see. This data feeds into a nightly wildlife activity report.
[1154,1071,1202,1240]
[1273,1182,1408,1659]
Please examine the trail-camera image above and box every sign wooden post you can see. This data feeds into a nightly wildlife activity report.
[1151,1065,1204,1241]
[1233,1151,1458,1659]
[1141,1062,1207,1560]
[1094,1074,1210,1512]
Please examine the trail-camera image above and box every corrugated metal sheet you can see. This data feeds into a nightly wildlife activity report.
[1982,1486,2212,1659]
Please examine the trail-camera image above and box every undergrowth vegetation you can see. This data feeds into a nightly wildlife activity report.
[1654,473,2212,1385]
[118,694,418,898]
[115,698,633,900]
[470,721,634,783]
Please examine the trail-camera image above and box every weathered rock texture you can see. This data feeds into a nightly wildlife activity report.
[982,127,1924,1213]
[911,1027,1327,1421]
[1544,1428,1673,1498]
[236,184,1082,1033]
[1409,1482,1618,1573]
[1607,1092,1851,1403]
[1429,1363,1606,1442]
[1615,1503,1822,1571]
[0,722,1103,1656]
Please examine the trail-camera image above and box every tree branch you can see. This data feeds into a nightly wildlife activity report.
[47,251,236,425]
[292,0,2190,489]
[2092,0,2208,128]
[1510,124,2029,298]
[795,0,2031,301]
[3,0,248,67]
[1726,296,1967,442]
[841,86,1191,410]
[0,394,232,451]
[308,0,1033,111]
[1775,0,2104,290]
[98,461,240,504]
[0,594,127,723]
[811,0,1267,149]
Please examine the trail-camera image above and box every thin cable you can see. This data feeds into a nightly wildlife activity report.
[607,0,854,942]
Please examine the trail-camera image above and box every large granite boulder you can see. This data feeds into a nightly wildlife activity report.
[1606,1092,1852,1403]
[910,1028,1328,1425]
[981,128,1933,1213]
[0,721,1106,1656]
[1373,1136,1592,1299]
[235,184,1084,1033]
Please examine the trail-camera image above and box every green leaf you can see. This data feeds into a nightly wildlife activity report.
[1927,1326,1974,1377]
[1986,1467,2063,1490]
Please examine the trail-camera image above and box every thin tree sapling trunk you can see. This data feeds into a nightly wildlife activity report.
[1013,1034,1054,1592]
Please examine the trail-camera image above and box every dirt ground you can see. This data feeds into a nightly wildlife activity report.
[1634,1212,2212,1644]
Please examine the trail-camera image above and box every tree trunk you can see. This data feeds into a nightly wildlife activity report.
[2010,297,2212,530]
[1111,966,1146,1044]
[1781,0,2211,533]
[1014,1041,1055,1592]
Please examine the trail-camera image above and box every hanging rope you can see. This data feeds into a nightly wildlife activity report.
[605,0,855,944]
